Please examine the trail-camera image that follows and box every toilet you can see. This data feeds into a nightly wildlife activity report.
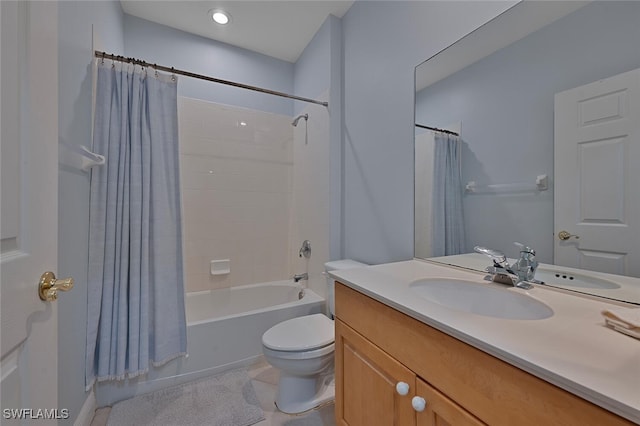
[261,259,366,414]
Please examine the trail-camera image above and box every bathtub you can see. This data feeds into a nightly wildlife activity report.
[96,280,324,406]
[186,281,321,325]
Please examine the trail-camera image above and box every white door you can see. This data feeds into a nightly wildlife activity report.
[1,2,64,424]
[554,68,640,277]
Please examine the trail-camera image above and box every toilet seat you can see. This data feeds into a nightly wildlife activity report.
[262,313,334,352]
[262,342,335,360]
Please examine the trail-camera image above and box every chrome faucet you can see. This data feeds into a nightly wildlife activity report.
[293,273,308,283]
[299,240,311,259]
[474,242,540,289]
[512,242,539,283]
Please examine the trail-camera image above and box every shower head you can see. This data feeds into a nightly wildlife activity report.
[291,113,308,127]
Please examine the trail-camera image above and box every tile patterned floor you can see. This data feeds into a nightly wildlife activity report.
[90,360,336,426]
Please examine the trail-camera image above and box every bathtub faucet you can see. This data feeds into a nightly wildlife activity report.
[293,273,308,283]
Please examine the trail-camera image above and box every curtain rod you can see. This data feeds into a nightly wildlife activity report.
[415,123,459,136]
[94,51,328,108]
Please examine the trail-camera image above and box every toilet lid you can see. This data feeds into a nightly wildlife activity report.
[262,313,334,352]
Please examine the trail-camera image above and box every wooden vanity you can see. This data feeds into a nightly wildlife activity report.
[334,282,636,426]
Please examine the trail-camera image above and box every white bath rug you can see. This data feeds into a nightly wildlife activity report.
[106,368,265,426]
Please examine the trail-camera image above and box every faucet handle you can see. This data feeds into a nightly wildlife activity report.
[474,246,508,264]
[514,242,535,256]
[299,240,311,258]
[474,246,514,272]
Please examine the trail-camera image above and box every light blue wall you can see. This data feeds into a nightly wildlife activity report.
[123,14,294,116]
[58,1,124,424]
[341,1,515,265]
[416,1,640,262]
[293,15,344,260]
[294,16,333,113]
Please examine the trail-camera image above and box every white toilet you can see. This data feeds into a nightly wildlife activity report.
[261,259,366,414]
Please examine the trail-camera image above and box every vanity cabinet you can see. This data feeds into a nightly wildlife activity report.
[336,314,483,426]
[335,318,416,425]
[334,282,635,426]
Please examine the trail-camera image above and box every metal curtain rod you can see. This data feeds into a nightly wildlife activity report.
[94,51,328,108]
[415,123,459,136]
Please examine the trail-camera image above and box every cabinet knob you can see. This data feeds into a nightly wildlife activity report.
[412,396,426,412]
[395,381,410,396]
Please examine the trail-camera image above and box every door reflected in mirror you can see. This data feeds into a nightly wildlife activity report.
[414,1,640,304]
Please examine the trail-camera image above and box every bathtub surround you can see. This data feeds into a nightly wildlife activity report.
[288,93,332,302]
[86,62,186,388]
[291,15,340,298]
[179,98,294,291]
[106,368,264,426]
[124,12,338,296]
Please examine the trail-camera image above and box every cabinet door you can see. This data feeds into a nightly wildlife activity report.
[335,319,416,426]
[415,378,485,426]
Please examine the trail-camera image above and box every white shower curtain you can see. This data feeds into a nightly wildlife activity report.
[431,133,466,256]
[86,60,186,388]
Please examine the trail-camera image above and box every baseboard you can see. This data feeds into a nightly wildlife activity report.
[74,388,96,426]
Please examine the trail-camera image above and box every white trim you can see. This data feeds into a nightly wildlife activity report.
[73,389,96,426]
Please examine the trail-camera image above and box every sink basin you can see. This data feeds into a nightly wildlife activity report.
[535,269,620,290]
[409,279,553,320]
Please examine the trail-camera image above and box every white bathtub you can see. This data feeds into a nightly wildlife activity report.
[96,280,324,406]
[186,281,320,325]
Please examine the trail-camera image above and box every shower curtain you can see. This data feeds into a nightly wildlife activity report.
[86,61,186,388]
[431,133,466,256]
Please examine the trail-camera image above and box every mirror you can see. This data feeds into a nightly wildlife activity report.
[414,1,640,304]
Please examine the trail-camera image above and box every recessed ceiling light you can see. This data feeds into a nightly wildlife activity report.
[211,10,230,25]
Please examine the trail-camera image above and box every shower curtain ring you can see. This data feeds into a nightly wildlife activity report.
[154,64,158,78]
[171,67,176,82]
[101,52,104,65]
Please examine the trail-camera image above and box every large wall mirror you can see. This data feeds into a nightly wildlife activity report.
[414,1,640,304]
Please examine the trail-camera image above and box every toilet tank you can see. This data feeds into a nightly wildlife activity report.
[325,259,367,317]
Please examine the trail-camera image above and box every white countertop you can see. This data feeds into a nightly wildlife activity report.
[330,259,640,424]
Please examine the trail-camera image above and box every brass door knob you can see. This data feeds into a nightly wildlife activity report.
[558,230,580,241]
[38,272,74,301]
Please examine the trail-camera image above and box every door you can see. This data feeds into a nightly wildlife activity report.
[414,378,485,426]
[1,2,63,424]
[554,68,640,277]
[335,319,416,426]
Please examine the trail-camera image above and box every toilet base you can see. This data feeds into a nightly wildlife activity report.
[275,373,335,414]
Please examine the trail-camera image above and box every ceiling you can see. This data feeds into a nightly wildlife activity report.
[120,1,354,63]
